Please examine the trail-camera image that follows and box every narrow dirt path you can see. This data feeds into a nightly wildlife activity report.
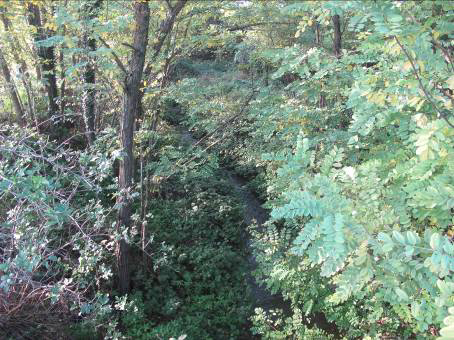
[179,129,287,311]
[228,172,340,338]
[226,172,288,311]
[179,128,339,337]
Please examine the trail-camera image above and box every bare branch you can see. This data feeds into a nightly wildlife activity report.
[166,90,258,177]
[98,36,127,75]
[226,21,295,32]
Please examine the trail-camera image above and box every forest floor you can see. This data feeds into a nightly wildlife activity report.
[179,128,287,313]
[179,114,340,338]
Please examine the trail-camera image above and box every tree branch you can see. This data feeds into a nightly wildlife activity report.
[394,35,454,128]
[171,90,258,173]
[142,0,187,84]
[98,36,127,75]
[163,0,173,11]
[151,0,187,60]
[226,21,295,32]
[121,42,140,53]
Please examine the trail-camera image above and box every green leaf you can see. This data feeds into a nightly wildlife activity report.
[393,230,405,244]
[405,245,414,257]
[395,288,409,301]
[382,243,394,252]
[431,233,441,250]
[406,231,418,245]
[378,232,392,244]
[388,14,403,23]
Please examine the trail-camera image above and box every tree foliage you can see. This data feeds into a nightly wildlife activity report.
[0,0,452,338]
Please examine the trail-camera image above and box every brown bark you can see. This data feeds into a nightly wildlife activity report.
[332,14,342,57]
[59,46,66,116]
[0,49,24,120]
[1,12,35,124]
[139,0,187,119]
[151,0,187,60]
[315,22,325,108]
[82,0,102,145]
[27,3,58,116]
[315,22,322,46]
[116,1,150,295]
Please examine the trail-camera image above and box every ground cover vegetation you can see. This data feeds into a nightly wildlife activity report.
[0,0,453,339]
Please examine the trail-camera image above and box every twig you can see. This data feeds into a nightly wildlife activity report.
[227,21,295,32]
[394,35,454,128]
[164,90,257,179]
[98,36,127,75]
[403,9,454,73]
[121,42,139,52]
[151,0,187,60]
[187,90,256,151]
[164,0,173,11]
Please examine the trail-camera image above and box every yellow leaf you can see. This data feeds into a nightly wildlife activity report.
[416,145,429,160]
[446,75,454,90]
[402,61,412,72]
[416,99,425,111]
[439,148,448,158]
[367,92,386,106]
[388,95,398,105]
[417,60,425,72]
[376,93,386,106]
[434,95,445,102]
[407,96,421,107]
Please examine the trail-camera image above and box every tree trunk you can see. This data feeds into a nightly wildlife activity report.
[315,22,322,46]
[27,3,58,116]
[138,0,186,120]
[315,22,326,108]
[116,1,150,295]
[0,49,24,121]
[59,47,66,116]
[1,12,35,124]
[332,14,342,57]
[82,0,102,145]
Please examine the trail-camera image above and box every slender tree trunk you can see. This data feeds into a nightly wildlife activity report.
[315,22,326,108]
[1,12,35,124]
[0,49,24,121]
[27,3,58,116]
[332,14,342,57]
[138,0,186,120]
[82,0,102,145]
[315,22,322,46]
[59,47,66,116]
[116,1,150,295]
